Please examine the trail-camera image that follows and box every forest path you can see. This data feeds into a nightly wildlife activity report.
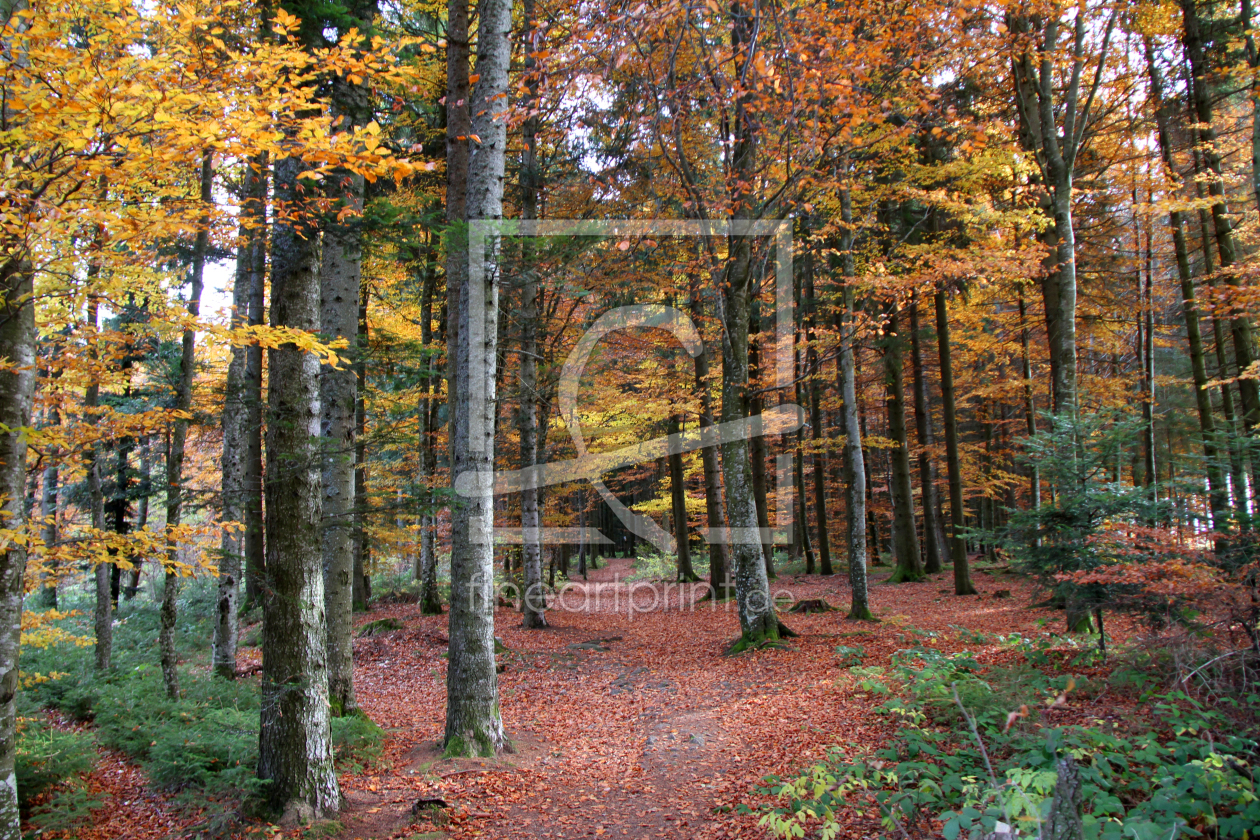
[334,557,1067,840]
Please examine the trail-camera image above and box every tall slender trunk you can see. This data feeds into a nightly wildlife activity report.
[803,259,832,574]
[793,333,815,573]
[161,152,211,699]
[908,293,945,574]
[0,252,35,838]
[444,0,470,482]
[1009,10,1116,419]
[257,147,340,821]
[689,284,731,597]
[418,249,443,613]
[126,435,151,599]
[86,285,110,668]
[861,408,883,564]
[1148,39,1226,527]
[838,279,872,618]
[162,152,211,698]
[936,290,976,594]
[518,0,546,628]
[216,152,266,679]
[748,332,775,578]
[1017,290,1040,510]
[444,0,511,756]
[668,413,698,581]
[353,286,370,611]
[1135,188,1157,496]
[883,308,923,583]
[38,405,58,609]
[243,171,268,610]
[1182,0,1260,508]
[320,72,369,716]
[717,0,787,651]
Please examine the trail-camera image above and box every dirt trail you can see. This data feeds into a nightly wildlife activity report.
[335,556,1075,840]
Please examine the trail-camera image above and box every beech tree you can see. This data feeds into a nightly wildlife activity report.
[444,0,512,756]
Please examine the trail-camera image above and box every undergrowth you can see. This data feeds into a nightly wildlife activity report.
[19,578,386,835]
[755,634,1260,840]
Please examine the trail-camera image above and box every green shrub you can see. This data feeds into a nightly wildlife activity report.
[16,714,101,836]
[757,645,1260,840]
[16,715,95,806]
[331,714,385,772]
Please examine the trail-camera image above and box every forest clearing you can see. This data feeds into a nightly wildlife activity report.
[2,0,1260,837]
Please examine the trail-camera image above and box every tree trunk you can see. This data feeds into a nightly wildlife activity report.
[838,282,872,619]
[1192,148,1251,524]
[216,153,266,679]
[1182,0,1260,507]
[0,254,36,837]
[320,71,368,716]
[444,0,511,756]
[37,407,58,609]
[668,413,699,582]
[243,185,267,610]
[161,152,211,700]
[518,0,547,628]
[689,284,732,598]
[1009,10,1116,419]
[257,152,340,822]
[353,286,371,612]
[882,308,923,583]
[908,293,945,574]
[418,247,443,614]
[1017,290,1041,511]
[748,325,775,578]
[803,260,832,575]
[936,290,976,595]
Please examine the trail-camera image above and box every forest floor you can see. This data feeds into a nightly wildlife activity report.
[70,556,1139,840]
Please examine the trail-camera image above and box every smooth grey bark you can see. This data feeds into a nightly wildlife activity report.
[802,259,832,575]
[518,0,546,628]
[124,436,152,600]
[444,0,510,756]
[689,284,732,598]
[908,293,945,574]
[0,255,35,837]
[86,299,110,670]
[838,283,872,619]
[793,332,815,572]
[716,235,780,645]
[444,0,470,481]
[320,77,367,716]
[1017,290,1041,511]
[748,338,775,579]
[1009,9,1116,417]
[882,309,923,583]
[668,413,699,582]
[161,152,211,700]
[717,2,784,650]
[216,153,266,679]
[936,290,976,595]
[257,153,340,822]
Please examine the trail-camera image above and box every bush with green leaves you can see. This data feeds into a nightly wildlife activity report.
[755,642,1260,840]
[20,578,386,809]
